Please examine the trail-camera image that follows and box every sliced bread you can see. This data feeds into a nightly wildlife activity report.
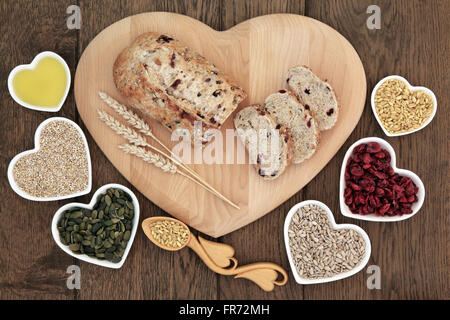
[113,32,247,140]
[234,106,293,180]
[264,91,320,164]
[287,66,338,131]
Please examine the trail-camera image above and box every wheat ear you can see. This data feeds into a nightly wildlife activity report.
[119,144,221,195]
[98,92,239,209]
[97,109,239,209]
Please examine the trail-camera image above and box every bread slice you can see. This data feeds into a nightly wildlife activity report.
[287,66,338,131]
[234,106,293,180]
[113,32,247,140]
[264,91,320,164]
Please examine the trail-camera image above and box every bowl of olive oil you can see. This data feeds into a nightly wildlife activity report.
[8,51,70,112]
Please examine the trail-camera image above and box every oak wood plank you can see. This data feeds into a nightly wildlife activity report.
[303,0,448,299]
[0,0,79,299]
[0,0,447,300]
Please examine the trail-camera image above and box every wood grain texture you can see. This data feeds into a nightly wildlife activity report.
[0,0,448,300]
[0,0,78,300]
[74,12,366,238]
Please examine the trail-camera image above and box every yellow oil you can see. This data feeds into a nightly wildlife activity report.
[13,57,67,108]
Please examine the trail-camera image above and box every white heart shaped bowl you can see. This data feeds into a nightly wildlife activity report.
[284,200,371,285]
[51,184,140,269]
[371,75,437,137]
[7,117,92,201]
[340,137,425,222]
[7,51,71,112]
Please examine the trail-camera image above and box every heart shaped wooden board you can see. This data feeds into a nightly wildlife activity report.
[74,12,366,238]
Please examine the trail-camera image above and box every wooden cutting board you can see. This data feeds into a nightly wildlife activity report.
[74,12,366,238]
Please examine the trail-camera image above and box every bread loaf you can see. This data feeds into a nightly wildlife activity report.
[264,91,320,164]
[234,106,293,180]
[113,33,247,141]
[287,66,338,131]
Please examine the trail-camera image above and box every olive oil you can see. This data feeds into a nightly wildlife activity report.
[12,57,67,108]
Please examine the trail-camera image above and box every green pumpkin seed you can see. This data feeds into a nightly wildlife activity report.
[126,201,134,210]
[69,210,82,218]
[58,188,135,264]
[69,243,80,251]
[104,220,113,226]
[96,227,104,236]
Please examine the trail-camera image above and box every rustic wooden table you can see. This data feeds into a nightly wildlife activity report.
[0,0,448,300]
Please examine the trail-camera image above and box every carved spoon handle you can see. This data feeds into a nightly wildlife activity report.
[187,235,288,292]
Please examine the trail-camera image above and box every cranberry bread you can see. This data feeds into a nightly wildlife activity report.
[264,91,320,164]
[234,106,293,180]
[113,33,247,140]
[287,66,338,131]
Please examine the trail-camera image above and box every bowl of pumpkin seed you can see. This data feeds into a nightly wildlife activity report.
[51,183,140,268]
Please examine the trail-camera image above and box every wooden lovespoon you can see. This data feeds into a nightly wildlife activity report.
[142,217,288,292]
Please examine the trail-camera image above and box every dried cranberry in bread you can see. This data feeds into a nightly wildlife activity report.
[113,33,247,140]
[234,106,293,180]
[287,66,338,131]
[264,91,320,164]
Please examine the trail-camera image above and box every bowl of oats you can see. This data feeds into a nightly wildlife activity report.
[284,200,371,284]
[371,75,437,137]
[7,117,92,201]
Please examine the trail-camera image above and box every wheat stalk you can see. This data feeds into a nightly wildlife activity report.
[97,108,239,209]
[119,144,177,174]
[99,91,187,163]
[98,92,240,209]
[119,144,218,193]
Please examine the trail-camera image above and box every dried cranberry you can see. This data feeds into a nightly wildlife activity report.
[366,142,381,153]
[344,142,418,217]
[170,53,176,68]
[157,35,174,43]
[374,152,385,159]
[171,79,181,89]
[350,165,364,177]
[379,203,390,215]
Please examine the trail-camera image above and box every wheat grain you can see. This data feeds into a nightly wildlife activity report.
[97,109,147,147]
[99,92,154,138]
[374,79,434,134]
[119,144,177,174]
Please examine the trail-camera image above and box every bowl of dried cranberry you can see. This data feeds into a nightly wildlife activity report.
[340,137,425,222]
